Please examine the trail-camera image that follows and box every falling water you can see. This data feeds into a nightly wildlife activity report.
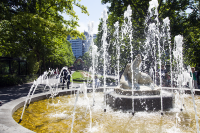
[80,82,93,131]
[91,44,99,106]
[102,9,108,111]
[174,35,184,111]
[19,68,64,122]
[19,81,36,122]
[146,0,163,114]
[20,71,52,122]
[163,17,173,88]
[114,21,120,86]
[153,0,163,114]
[145,23,157,84]
[88,21,95,106]
[28,76,43,105]
[122,5,135,115]
[70,89,80,133]
[128,5,134,115]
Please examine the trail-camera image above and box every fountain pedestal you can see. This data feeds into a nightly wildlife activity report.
[106,87,174,111]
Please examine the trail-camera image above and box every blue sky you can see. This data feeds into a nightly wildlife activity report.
[62,0,110,34]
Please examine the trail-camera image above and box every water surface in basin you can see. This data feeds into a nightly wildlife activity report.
[13,92,200,133]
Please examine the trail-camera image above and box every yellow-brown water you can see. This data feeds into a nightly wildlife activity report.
[13,93,200,133]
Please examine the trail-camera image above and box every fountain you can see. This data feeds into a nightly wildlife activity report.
[0,0,199,133]
[106,1,173,113]
[87,21,99,106]
[106,54,174,111]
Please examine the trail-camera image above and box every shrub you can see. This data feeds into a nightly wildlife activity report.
[0,74,38,88]
[27,55,41,74]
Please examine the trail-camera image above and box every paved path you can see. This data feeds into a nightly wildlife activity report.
[0,82,35,106]
[0,78,80,106]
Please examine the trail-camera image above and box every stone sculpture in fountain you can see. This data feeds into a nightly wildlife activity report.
[106,54,173,111]
[120,54,155,90]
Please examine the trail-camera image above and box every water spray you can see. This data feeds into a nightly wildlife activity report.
[102,9,108,112]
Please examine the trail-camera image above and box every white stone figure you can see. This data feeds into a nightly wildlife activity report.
[120,54,153,89]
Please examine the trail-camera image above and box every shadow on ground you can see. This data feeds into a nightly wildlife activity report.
[0,83,45,105]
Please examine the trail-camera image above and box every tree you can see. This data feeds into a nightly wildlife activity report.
[98,0,200,70]
[0,0,89,74]
[182,1,200,67]
[82,51,92,70]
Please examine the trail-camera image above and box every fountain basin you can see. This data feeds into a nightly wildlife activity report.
[1,87,200,132]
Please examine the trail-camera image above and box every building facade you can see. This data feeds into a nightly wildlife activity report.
[67,32,97,59]
[67,37,83,59]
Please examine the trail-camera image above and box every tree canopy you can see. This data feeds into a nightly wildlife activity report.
[97,0,200,72]
[0,0,89,74]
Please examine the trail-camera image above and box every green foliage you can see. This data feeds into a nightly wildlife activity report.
[0,75,22,87]
[99,0,200,69]
[82,52,92,69]
[183,4,200,66]
[26,54,40,74]
[0,0,89,74]
[33,61,41,74]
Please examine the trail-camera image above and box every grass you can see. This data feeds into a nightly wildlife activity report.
[71,70,92,83]
[71,71,85,83]
[72,71,84,79]
[71,70,115,84]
